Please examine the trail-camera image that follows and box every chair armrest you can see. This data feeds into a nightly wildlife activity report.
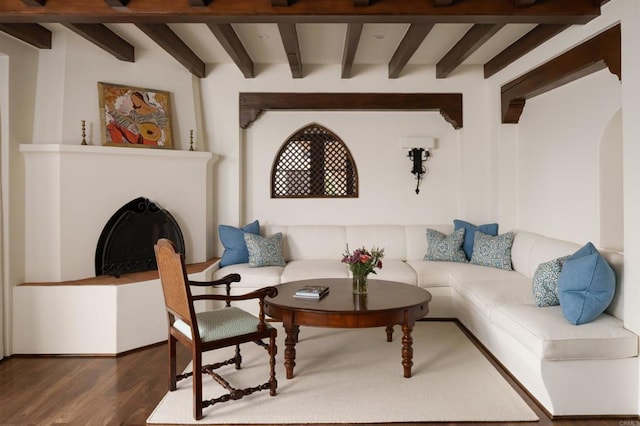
[189,273,241,307]
[189,273,241,287]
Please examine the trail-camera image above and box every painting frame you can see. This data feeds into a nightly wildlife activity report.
[98,82,173,149]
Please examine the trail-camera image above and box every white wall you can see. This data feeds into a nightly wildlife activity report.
[516,70,621,245]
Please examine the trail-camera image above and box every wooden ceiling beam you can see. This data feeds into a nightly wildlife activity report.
[436,23,505,78]
[484,24,570,78]
[64,23,134,62]
[188,0,211,6]
[135,23,206,78]
[515,0,537,6]
[434,0,454,5]
[0,23,51,48]
[341,22,362,79]
[278,22,303,78]
[0,0,602,25]
[501,24,620,124]
[207,23,254,78]
[353,0,372,6]
[239,92,463,129]
[389,23,435,78]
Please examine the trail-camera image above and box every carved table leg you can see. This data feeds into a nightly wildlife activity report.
[283,323,299,379]
[401,322,414,378]
[385,325,394,342]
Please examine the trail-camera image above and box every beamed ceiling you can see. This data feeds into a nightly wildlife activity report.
[0,0,608,80]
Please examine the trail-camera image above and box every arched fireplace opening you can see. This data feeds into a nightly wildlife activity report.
[95,197,185,277]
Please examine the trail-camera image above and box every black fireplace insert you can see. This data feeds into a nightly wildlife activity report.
[95,197,185,277]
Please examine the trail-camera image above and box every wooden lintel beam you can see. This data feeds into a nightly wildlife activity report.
[353,0,372,6]
[278,23,303,78]
[341,23,362,79]
[484,24,570,78]
[501,24,620,124]
[19,0,45,6]
[188,0,211,6]
[64,23,134,62]
[271,0,291,5]
[135,23,206,78]
[0,23,51,48]
[103,0,128,7]
[389,23,435,79]
[207,23,254,78]
[0,1,602,25]
[436,23,505,79]
[239,93,463,129]
[515,0,536,6]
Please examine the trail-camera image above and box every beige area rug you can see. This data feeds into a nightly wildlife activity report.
[147,321,538,424]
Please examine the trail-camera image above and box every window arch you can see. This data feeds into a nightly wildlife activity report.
[271,123,358,198]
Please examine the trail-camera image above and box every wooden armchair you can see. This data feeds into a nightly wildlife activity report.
[154,238,278,420]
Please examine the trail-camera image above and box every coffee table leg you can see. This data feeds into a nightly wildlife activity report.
[401,322,414,378]
[284,323,299,379]
[385,325,394,342]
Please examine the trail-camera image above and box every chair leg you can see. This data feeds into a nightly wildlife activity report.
[193,348,203,420]
[235,344,242,370]
[269,332,277,396]
[168,335,177,391]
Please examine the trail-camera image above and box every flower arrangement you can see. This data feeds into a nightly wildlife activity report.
[341,245,385,277]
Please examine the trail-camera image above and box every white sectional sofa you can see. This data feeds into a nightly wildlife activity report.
[210,224,639,417]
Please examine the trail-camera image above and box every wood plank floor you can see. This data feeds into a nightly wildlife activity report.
[0,336,634,426]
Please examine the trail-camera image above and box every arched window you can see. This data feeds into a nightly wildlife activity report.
[271,123,358,198]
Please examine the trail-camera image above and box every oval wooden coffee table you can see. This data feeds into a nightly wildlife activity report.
[264,278,431,379]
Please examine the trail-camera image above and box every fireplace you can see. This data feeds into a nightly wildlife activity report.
[95,197,185,277]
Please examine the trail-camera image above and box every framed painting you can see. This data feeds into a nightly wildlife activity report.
[98,82,173,148]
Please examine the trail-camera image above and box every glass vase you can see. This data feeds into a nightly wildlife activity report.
[352,273,368,294]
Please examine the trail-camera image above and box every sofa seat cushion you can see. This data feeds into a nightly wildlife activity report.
[448,263,523,284]
[454,278,534,318]
[406,260,457,287]
[491,304,638,360]
[212,263,282,288]
[280,260,348,282]
[361,259,417,285]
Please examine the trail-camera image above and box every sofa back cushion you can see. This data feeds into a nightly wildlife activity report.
[511,229,624,320]
[346,225,407,260]
[264,225,346,261]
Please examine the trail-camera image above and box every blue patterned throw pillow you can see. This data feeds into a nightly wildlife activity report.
[532,256,568,307]
[424,228,468,263]
[470,231,514,270]
[244,232,286,268]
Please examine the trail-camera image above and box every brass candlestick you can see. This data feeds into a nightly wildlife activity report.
[189,129,195,151]
[81,120,87,145]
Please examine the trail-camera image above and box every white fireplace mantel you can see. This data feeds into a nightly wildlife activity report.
[21,143,217,282]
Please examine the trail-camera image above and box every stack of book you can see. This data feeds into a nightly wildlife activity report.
[294,285,330,300]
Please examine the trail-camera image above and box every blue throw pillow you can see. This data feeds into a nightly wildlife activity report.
[558,242,615,325]
[218,220,260,267]
[532,256,568,307]
[453,219,499,260]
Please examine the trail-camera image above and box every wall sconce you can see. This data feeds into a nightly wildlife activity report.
[401,136,436,195]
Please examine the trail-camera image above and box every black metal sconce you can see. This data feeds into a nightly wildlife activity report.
[408,147,430,194]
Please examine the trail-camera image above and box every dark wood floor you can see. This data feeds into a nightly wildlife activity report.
[0,330,634,426]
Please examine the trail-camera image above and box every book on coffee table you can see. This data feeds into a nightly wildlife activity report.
[294,285,329,299]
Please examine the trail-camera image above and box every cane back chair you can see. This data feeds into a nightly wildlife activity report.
[154,238,278,420]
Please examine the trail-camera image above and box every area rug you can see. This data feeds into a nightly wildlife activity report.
[147,321,538,424]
